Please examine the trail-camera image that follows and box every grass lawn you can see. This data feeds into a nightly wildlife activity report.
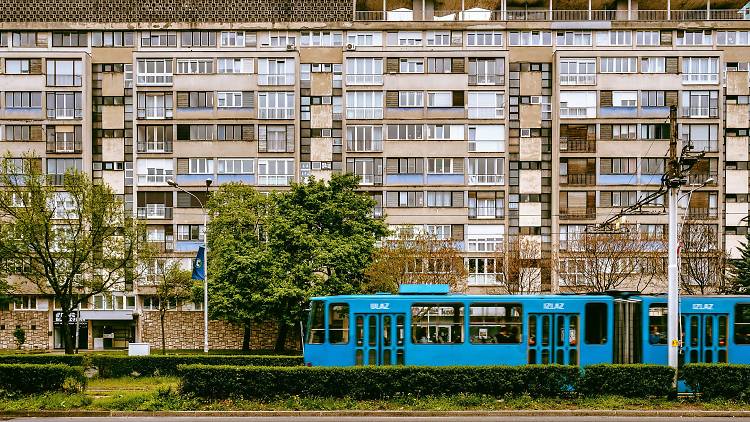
[0,376,748,412]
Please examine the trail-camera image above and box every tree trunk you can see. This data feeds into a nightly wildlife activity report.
[242,323,252,351]
[61,310,74,355]
[274,322,288,352]
[160,310,166,355]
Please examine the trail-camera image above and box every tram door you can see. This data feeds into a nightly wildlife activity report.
[528,313,579,365]
[354,313,406,366]
[681,314,729,364]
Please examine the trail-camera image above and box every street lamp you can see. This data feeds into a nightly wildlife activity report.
[167,178,212,353]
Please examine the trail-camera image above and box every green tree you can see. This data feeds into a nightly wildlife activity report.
[154,261,194,354]
[13,326,26,350]
[267,174,388,350]
[207,174,387,351]
[729,232,750,293]
[206,183,275,350]
[0,155,152,354]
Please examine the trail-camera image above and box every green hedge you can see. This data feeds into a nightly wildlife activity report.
[683,364,750,401]
[93,355,303,378]
[0,354,302,378]
[178,364,580,400]
[578,364,675,398]
[0,364,86,394]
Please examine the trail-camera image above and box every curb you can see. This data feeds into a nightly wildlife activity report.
[3,410,750,418]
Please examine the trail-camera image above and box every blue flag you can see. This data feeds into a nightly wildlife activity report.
[192,246,205,280]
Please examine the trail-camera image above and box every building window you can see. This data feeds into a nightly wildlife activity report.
[636,30,660,46]
[611,124,637,140]
[47,158,83,185]
[387,191,424,207]
[467,31,502,46]
[398,91,423,108]
[680,124,719,152]
[5,92,42,109]
[718,31,750,46]
[556,31,592,46]
[600,158,637,175]
[258,92,294,119]
[346,157,382,185]
[217,125,254,141]
[559,91,596,118]
[600,191,638,207]
[258,125,294,152]
[138,93,173,119]
[176,125,213,142]
[136,59,173,86]
[396,31,422,46]
[52,31,87,47]
[612,91,637,107]
[15,296,38,310]
[681,91,719,118]
[641,57,666,73]
[300,31,343,46]
[427,58,452,74]
[176,59,214,74]
[47,126,82,153]
[411,303,464,344]
[468,125,505,152]
[509,31,551,46]
[427,158,459,174]
[469,191,503,219]
[468,158,503,184]
[468,58,504,85]
[258,58,295,85]
[346,125,383,152]
[217,58,253,74]
[399,58,424,73]
[12,32,38,47]
[136,158,173,185]
[46,59,83,86]
[181,31,216,47]
[387,124,423,140]
[468,92,503,118]
[46,92,83,119]
[346,32,383,47]
[676,30,713,46]
[642,158,665,175]
[5,125,40,142]
[600,57,637,73]
[6,59,31,74]
[141,31,177,47]
[345,58,383,85]
[682,57,719,84]
[217,158,254,174]
[466,225,504,252]
[428,91,460,108]
[596,30,632,46]
[220,31,246,47]
[641,91,665,107]
[559,59,596,85]
[217,91,252,108]
[91,31,134,47]
[346,91,383,119]
[188,158,213,175]
[467,258,499,286]
[426,31,451,46]
[258,159,294,186]
[178,224,205,241]
[426,191,453,207]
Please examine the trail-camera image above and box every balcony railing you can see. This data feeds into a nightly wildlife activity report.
[345,74,384,85]
[561,173,596,186]
[468,74,503,85]
[50,108,81,119]
[347,108,384,120]
[560,107,593,118]
[137,174,172,185]
[468,174,504,185]
[258,73,296,86]
[468,107,504,119]
[560,207,596,220]
[258,108,295,119]
[347,139,383,152]
[559,137,596,153]
[469,206,504,219]
[682,73,720,84]
[689,172,718,185]
[258,174,294,186]
[354,8,747,21]
[143,107,172,119]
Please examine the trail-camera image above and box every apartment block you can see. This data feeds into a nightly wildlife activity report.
[1,0,749,349]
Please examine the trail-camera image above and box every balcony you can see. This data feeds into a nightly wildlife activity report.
[146,239,174,253]
[560,107,594,118]
[599,106,638,118]
[347,108,384,120]
[468,107,504,119]
[345,74,384,85]
[49,108,81,119]
[257,174,294,186]
[468,174,504,185]
[386,174,424,185]
[689,172,718,185]
[561,173,596,186]
[143,107,173,119]
[258,108,294,119]
[137,140,173,153]
[680,107,718,119]
[560,207,596,220]
[682,73,719,84]
[468,74,503,86]
[136,206,173,220]
[689,139,719,153]
[258,73,295,86]
[559,137,595,153]
[217,174,255,185]
[347,139,383,152]
[425,173,465,185]
[137,174,172,186]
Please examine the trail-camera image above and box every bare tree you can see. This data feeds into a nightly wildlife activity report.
[365,231,468,293]
[154,260,194,354]
[493,235,544,294]
[554,226,667,293]
[0,154,152,353]
[679,222,729,294]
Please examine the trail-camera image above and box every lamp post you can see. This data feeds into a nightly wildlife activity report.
[167,178,212,353]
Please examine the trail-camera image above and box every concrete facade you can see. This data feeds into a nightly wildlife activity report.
[1,1,750,349]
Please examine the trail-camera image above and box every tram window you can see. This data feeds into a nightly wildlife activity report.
[584,303,607,344]
[469,303,522,344]
[307,301,325,344]
[328,303,349,344]
[648,304,668,345]
[411,303,464,344]
[735,304,750,344]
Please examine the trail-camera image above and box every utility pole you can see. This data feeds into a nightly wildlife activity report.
[666,105,681,372]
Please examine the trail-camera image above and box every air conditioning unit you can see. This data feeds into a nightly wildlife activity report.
[345,43,356,51]
[286,44,296,51]
[521,128,531,138]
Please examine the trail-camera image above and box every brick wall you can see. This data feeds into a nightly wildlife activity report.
[139,311,300,350]
[0,311,50,350]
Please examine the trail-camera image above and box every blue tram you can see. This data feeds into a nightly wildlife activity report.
[303,285,750,367]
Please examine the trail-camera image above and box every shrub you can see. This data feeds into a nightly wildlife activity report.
[682,364,750,401]
[91,355,303,378]
[578,364,675,398]
[0,364,86,394]
[0,355,85,366]
[178,364,580,400]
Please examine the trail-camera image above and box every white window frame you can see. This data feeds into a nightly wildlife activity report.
[258,158,295,186]
[600,57,637,73]
[559,58,596,85]
[217,58,253,74]
[136,59,173,86]
[468,92,504,119]
[217,158,254,174]
[258,92,295,119]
